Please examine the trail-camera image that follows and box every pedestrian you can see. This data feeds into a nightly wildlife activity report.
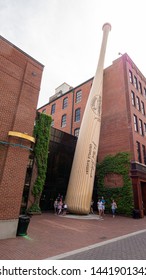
[111,199,117,218]
[62,202,68,215]
[97,199,103,218]
[54,199,58,214]
[101,196,106,215]
[57,200,63,215]
[90,200,94,214]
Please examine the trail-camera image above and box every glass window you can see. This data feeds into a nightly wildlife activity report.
[134,75,138,90]
[129,70,133,84]
[61,114,67,127]
[136,141,142,163]
[62,97,68,109]
[144,123,146,135]
[138,81,143,94]
[144,87,146,99]
[75,90,82,103]
[139,119,144,136]
[51,120,54,127]
[51,104,56,115]
[142,145,146,165]
[74,128,80,137]
[136,96,140,111]
[131,91,135,106]
[75,108,80,122]
[133,114,138,132]
[141,101,145,115]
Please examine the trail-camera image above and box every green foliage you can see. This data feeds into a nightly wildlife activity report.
[30,112,52,211]
[28,203,41,214]
[97,152,134,216]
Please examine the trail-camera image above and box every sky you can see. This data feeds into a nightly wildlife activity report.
[1,0,146,108]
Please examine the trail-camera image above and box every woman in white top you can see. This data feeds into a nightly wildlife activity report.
[111,200,117,218]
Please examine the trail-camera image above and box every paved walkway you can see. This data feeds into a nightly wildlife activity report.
[0,212,146,260]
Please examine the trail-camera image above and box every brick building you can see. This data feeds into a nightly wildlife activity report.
[38,53,146,217]
[0,36,44,239]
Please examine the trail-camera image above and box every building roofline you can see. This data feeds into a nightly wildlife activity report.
[0,35,44,68]
[37,76,94,110]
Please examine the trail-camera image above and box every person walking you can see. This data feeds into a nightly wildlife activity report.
[111,199,117,218]
[97,199,103,218]
[101,196,106,215]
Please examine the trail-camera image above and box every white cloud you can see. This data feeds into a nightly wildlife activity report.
[1,0,146,108]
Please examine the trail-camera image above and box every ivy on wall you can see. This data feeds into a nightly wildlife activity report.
[96,152,134,216]
[28,112,52,213]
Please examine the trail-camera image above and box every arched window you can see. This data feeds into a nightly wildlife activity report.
[62,97,68,109]
[75,108,80,122]
[61,114,67,127]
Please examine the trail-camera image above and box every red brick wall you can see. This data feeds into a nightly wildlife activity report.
[0,36,44,220]
[38,54,146,165]
[38,78,93,135]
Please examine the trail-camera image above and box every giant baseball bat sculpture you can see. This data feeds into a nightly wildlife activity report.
[65,23,111,214]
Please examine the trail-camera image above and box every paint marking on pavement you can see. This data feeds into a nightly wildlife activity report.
[45,228,146,260]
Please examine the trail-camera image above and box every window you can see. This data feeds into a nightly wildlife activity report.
[139,119,144,136]
[74,128,80,137]
[144,123,146,135]
[129,70,133,84]
[138,81,143,94]
[51,103,56,115]
[61,114,66,127]
[51,120,54,127]
[75,108,80,122]
[131,91,135,106]
[75,90,82,103]
[134,75,138,90]
[136,141,142,163]
[144,87,146,99]
[142,145,146,165]
[136,96,140,111]
[133,114,138,132]
[62,97,68,109]
[141,101,145,115]
[42,108,46,114]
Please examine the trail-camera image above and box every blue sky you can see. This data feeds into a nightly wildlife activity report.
[1,0,146,108]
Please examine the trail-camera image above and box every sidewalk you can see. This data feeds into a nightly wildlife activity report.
[0,212,146,260]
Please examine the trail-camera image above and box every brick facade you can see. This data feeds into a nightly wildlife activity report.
[38,53,146,217]
[0,36,44,239]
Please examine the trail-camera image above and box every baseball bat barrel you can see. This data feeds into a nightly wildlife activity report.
[65,23,111,214]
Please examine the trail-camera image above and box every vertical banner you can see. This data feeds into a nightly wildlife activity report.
[66,23,111,214]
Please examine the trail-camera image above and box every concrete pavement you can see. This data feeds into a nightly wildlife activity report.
[0,212,146,260]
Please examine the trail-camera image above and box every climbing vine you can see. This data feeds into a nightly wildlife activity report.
[28,112,52,213]
[97,152,134,216]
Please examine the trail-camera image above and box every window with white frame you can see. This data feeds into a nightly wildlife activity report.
[75,90,82,103]
[141,101,145,115]
[133,114,138,132]
[136,96,140,111]
[131,91,135,106]
[142,145,146,165]
[129,70,133,84]
[136,141,142,163]
[139,119,144,136]
[134,75,138,90]
[138,81,143,94]
[62,97,68,109]
[61,114,67,127]
[75,108,80,122]
[51,103,56,115]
